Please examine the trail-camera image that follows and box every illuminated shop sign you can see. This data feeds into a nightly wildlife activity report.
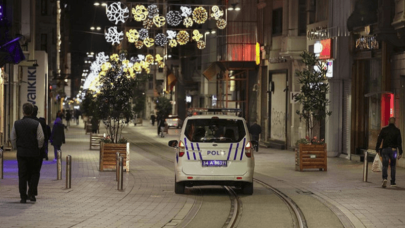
[319,39,332,60]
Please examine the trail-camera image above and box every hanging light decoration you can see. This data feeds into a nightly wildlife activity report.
[166,11,183,26]
[134,62,142,73]
[197,40,206,49]
[210,5,224,20]
[192,7,208,24]
[126,29,139,43]
[144,37,155,47]
[143,19,154,29]
[145,54,154,64]
[176,30,189,45]
[135,40,143,49]
[106,2,129,25]
[180,6,192,17]
[155,54,163,62]
[110,54,120,62]
[169,39,178,47]
[137,54,145,61]
[153,15,166,28]
[192,30,203,41]
[167,30,177,39]
[155,33,168,46]
[105,26,123,45]
[217,18,227,29]
[147,4,159,18]
[183,17,193,28]
[132,5,148,22]
[158,61,165,68]
[139,28,149,40]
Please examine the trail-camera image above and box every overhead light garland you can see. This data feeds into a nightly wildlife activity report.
[139,28,149,40]
[153,15,166,28]
[144,37,155,47]
[166,11,183,26]
[217,18,227,29]
[132,5,148,22]
[211,5,223,20]
[180,6,192,17]
[192,30,203,41]
[143,19,154,29]
[155,54,163,62]
[167,30,177,39]
[126,29,139,43]
[135,40,143,49]
[177,30,189,45]
[155,33,168,46]
[158,61,165,68]
[147,4,159,18]
[169,39,178,47]
[192,7,208,24]
[145,54,154,64]
[197,40,206,49]
[183,17,193,28]
[106,2,129,24]
[105,26,123,45]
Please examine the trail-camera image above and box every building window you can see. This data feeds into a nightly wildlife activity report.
[298,0,307,36]
[41,34,47,51]
[148,75,153,90]
[52,28,56,44]
[315,0,328,22]
[272,8,282,35]
[41,0,47,15]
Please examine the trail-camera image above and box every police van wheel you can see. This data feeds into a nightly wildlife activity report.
[242,182,253,195]
[175,180,185,194]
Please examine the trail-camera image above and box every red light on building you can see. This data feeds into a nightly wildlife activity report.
[319,39,332,60]
[381,93,394,127]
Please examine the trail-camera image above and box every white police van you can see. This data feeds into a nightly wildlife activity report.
[168,109,255,195]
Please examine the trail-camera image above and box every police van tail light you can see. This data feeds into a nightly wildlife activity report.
[245,142,252,158]
[179,141,185,157]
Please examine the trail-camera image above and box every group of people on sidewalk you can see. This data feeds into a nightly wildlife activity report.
[10,103,65,203]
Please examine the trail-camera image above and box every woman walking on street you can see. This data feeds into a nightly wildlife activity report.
[50,115,65,161]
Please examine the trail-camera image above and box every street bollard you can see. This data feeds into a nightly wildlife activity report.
[118,156,124,190]
[66,155,72,189]
[116,152,120,181]
[57,150,62,180]
[0,146,3,179]
[363,150,368,182]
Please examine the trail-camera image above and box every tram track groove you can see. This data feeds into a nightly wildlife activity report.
[223,186,242,228]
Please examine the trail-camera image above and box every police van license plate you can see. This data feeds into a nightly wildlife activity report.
[202,160,228,167]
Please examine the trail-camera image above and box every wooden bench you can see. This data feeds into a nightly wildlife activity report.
[99,142,130,172]
[90,133,105,150]
[298,144,327,171]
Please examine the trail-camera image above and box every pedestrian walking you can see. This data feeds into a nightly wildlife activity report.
[91,116,99,133]
[39,117,51,160]
[27,106,49,199]
[65,110,71,127]
[74,109,81,125]
[50,116,66,161]
[151,114,156,126]
[376,117,403,188]
[10,103,44,203]
[249,121,262,152]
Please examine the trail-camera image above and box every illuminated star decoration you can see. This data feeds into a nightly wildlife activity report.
[126,29,139,43]
[145,54,154,64]
[217,18,227,29]
[166,11,183,26]
[143,19,154,29]
[167,30,177,39]
[144,37,155,47]
[135,41,143,49]
[158,61,165,68]
[105,26,123,45]
[155,54,163,62]
[106,2,129,24]
[197,40,206,49]
[155,33,168,46]
[192,7,208,24]
[180,6,192,17]
[211,5,224,20]
[153,15,166,28]
[147,4,159,18]
[139,28,149,40]
[169,39,177,47]
[192,30,203,41]
[176,30,189,45]
[183,17,193,28]
[137,54,145,61]
[132,5,148,22]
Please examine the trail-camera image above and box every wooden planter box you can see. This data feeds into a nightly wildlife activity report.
[99,142,130,172]
[296,144,327,171]
[90,133,105,150]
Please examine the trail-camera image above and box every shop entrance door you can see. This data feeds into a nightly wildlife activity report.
[269,73,287,142]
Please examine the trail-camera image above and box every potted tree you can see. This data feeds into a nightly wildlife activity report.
[97,54,145,171]
[294,51,332,171]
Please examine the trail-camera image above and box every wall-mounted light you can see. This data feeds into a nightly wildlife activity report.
[94,2,100,6]
[96,27,101,31]
[27,60,39,67]
[90,26,95,30]
[228,3,240,11]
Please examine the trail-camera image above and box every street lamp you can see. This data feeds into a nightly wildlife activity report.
[90,26,95,30]
[96,27,101,31]
[94,2,100,6]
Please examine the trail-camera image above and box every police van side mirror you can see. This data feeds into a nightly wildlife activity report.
[168,140,178,147]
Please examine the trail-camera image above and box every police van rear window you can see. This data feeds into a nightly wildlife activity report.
[184,119,246,143]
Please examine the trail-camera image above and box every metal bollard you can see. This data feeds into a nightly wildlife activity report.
[363,151,368,182]
[116,152,120,181]
[57,150,62,180]
[0,146,3,179]
[66,155,72,189]
[118,156,124,190]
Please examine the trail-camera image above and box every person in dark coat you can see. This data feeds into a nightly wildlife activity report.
[10,103,44,203]
[249,121,262,152]
[74,109,81,125]
[376,117,403,188]
[39,117,51,160]
[50,117,65,161]
[91,116,99,133]
[65,111,71,127]
[151,114,156,126]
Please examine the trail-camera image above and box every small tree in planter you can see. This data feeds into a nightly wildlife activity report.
[96,54,145,143]
[294,51,332,142]
[155,96,172,118]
